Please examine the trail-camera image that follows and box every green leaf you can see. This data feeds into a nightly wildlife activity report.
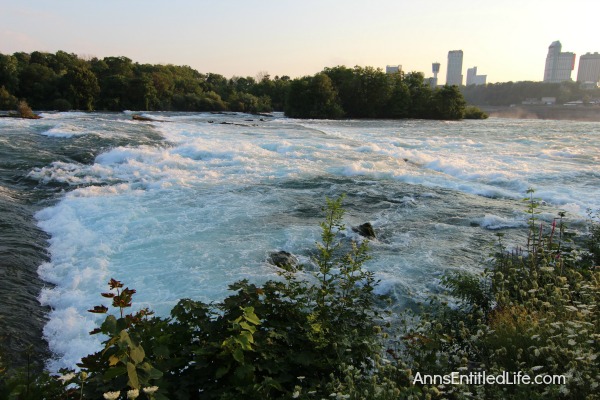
[127,361,140,389]
[237,331,254,350]
[101,315,117,335]
[216,365,230,379]
[148,366,163,380]
[108,354,120,367]
[116,317,129,332]
[239,321,256,334]
[130,346,145,365]
[118,330,132,348]
[232,347,244,363]
[103,365,127,380]
[242,307,260,325]
[137,362,163,381]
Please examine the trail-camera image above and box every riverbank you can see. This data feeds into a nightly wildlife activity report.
[481,105,600,122]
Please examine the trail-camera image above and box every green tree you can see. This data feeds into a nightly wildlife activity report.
[62,65,99,110]
[228,92,271,113]
[204,72,232,99]
[431,85,466,120]
[127,75,159,111]
[98,74,130,110]
[384,72,411,118]
[347,66,391,118]
[404,71,433,118]
[285,73,344,119]
[0,86,17,110]
[18,63,59,109]
[0,54,19,94]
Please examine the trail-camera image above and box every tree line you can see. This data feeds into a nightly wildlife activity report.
[0,51,285,114]
[0,50,484,119]
[461,80,600,106]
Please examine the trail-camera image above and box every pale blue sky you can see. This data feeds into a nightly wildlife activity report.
[1,0,597,83]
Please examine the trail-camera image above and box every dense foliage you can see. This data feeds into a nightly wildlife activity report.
[0,51,281,113]
[461,80,600,106]
[285,67,472,120]
[398,191,600,399]
[0,50,486,120]
[1,193,599,399]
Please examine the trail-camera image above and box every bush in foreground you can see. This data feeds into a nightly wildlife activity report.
[398,190,600,399]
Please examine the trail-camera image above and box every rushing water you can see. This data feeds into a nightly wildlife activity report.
[1,112,599,370]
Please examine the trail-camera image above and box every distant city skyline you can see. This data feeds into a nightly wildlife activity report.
[1,0,598,84]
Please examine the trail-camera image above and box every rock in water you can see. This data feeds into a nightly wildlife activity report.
[269,251,299,270]
[132,114,156,122]
[352,222,376,239]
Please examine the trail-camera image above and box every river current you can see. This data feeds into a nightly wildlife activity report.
[1,112,598,370]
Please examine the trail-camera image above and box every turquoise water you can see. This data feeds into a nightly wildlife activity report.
[1,112,599,369]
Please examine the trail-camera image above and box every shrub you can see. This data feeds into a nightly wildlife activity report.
[17,100,38,118]
[463,105,489,119]
[400,189,600,399]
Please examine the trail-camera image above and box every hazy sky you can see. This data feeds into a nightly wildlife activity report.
[1,0,597,84]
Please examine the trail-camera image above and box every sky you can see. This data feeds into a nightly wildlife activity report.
[1,0,597,84]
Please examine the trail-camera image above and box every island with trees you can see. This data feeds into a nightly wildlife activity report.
[0,50,487,120]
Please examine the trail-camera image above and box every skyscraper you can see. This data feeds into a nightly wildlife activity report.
[466,67,487,86]
[386,65,402,75]
[543,41,575,83]
[577,52,600,84]
[446,50,463,86]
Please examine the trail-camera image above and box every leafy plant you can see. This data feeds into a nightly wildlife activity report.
[400,189,600,399]
[78,279,163,399]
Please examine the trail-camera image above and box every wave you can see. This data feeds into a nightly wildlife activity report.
[13,112,600,371]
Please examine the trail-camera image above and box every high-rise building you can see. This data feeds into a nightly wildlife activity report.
[577,52,600,84]
[543,41,575,83]
[446,50,463,86]
[466,67,487,86]
[386,65,402,75]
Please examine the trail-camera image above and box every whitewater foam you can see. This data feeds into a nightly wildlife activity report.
[20,113,600,371]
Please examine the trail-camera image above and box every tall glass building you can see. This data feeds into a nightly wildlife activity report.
[577,52,600,84]
[543,41,575,83]
[446,50,463,86]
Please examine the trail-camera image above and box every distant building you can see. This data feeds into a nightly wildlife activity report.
[577,52,600,84]
[386,65,402,75]
[522,97,556,105]
[446,50,463,86]
[466,67,487,86]
[430,62,440,87]
[543,41,575,83]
